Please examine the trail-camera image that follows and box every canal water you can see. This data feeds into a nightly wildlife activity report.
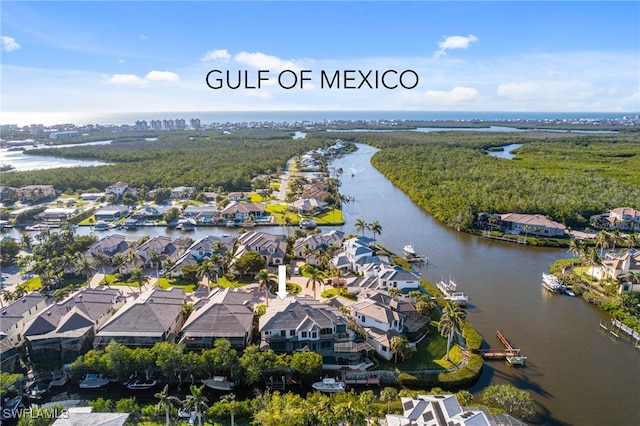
[6,144,639,425]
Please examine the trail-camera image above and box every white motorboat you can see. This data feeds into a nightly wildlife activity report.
[126,379,157,390]
[300,219,318,229]
[563,288,576,297]
[542,273,564,293]
[311,377,345,393]
[448,291,469,307]
[79,373,110,389]
[403,244,417,257]
[202,376,234,391]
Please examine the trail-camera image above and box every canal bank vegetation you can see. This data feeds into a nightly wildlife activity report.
[344,130,640,233]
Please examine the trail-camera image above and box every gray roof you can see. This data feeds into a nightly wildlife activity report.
[180,288,254,339]
[259,296,349,333]
[97,287,185,336]
[0,292,47,332]
[53,412,130,426]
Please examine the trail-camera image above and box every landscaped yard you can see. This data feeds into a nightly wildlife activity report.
[374,323,454,371]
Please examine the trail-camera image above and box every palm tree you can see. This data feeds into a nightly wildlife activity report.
[389,335,410,363]
[438,301,467,362]
[567,238,585,268]
[355,218,369,236]
[369,220,382,239]
[256,269,276,306]
[282,216,292,237]
[220,393,236,426]
[183,384,209,426]
[198,259,218,287]
[380,387,398,414]
[77,257,96,286]
[92,252,111,286]
[305,265,325,299]
[149,250,164,277]
[154,384,181,426]
[129,267,150,293]
[595,230,611,257]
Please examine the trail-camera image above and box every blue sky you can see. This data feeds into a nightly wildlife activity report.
[1,1,639,116]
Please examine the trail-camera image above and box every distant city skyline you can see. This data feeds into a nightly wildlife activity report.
[1,1,639,115]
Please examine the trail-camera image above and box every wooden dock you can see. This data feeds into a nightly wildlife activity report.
[480,330,527,366]
[481,231,527,244]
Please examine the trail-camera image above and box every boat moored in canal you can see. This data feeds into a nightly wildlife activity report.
[79,373,110,389]
[542,273,564,293]
[311,377,345,393]
[202,376,234,391]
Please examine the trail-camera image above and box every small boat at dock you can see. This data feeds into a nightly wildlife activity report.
[312,377,345,393]
[202,376,234,391]
[79,373,110,389]
[403,244,427,262]
[126,379,157,390]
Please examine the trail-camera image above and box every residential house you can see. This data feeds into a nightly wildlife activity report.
[220,201,268,222]
[301,182,329,200]
[333,236,377,273]
[497,213,566,237]
[289,198,328,216]
[94,206,129,221]
[84,234,129,259]
[0,292,48,347]
[178,287,256,349]
[35,207,78,224]
[591,250,640,293]
[293,230,345,265]
[80,192,105,201]
[23,287,125,363]
[188,235,235,261]
[608,207,640,231]
[259,296,353,354]
[131,205,172,220]
[0,186,18,203]
[94,287,187,348]
[235,231,288,266]
[18,185,56,202]
[104,182,129,198]
[349,297,405,361]
[137,236,182,268]
[386,394,493,426]
[227,192,248,201]
[170,186,194,199]
[0,333,21,373]
[377,265,422,292]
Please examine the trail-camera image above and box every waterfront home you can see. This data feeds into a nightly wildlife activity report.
[235,231,288,266]
[34,207,78,224]
[301,181,329,200]
[227,192,249,201]
[386,394,493,426]
[182,205,220,222]
[178,287,256,350]
[259,296,353,354]
[220,201,268,222]
[334,236,377,272]
[293,230,345,264]
[94,206,129,222]
[349,296,407,361]
[496,213,566,237]
[131,205,172,220]
[377,265,422,292]
[1,292,48,347]
[93,287,186,349]
[136,236,182,268]
[83,234,129,269]
[590,250,640,293]
[0,186,18,203]
[289,198,328,216]
[80,192,105,201]
[23,286,125,363]
[104,181,129,198]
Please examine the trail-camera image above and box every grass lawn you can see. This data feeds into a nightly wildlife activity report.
[374,323,452,371]
[310,208,344,225]
[264,203,300,224]
[18,276,42,291]
[216,276,251,288]
[78,215,97,226]
[155,277,197,293]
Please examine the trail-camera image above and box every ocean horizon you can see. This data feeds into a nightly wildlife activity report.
[2,110,638,127]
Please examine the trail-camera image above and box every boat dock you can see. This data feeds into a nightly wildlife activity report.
[481,231,527,244]
[600,319,640,349]
[340,372,380,386]
[480,330,527,366]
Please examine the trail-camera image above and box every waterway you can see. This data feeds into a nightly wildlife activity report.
[5,144,639,425]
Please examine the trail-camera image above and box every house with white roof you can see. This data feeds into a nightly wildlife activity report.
[386,394,493,426]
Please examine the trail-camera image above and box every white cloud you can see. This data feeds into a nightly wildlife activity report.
[118,58,126,64]
[145,70,180,83]
[234,51,299,71]
[423,86,480,104]
[104,70,180,87]
[1,36,21,52]
[201,49,231,62]
[434,34,478,58]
